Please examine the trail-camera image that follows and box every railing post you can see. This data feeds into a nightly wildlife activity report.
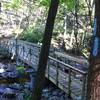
[56,62,59,86]
[15,39,19,65]
[0,41,1,53]
[68,68,71,98]
[27,46,29,61]
[12,42,15,58]
[47,59,50,79]
[81,74,87,100]
[8,41,10,53]
[22,45,25,60]
[29,47,32,62]
[0,41,2,53]
[6,41,9,55]
[3,41,6,54]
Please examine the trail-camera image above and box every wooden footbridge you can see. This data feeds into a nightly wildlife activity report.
[0,39,88,99]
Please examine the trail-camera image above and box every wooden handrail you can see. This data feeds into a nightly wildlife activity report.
[49,56,87,75]
[9,39,41,48]
[55,51,89,65]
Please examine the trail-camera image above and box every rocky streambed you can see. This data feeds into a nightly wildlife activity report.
[0,55,69,100]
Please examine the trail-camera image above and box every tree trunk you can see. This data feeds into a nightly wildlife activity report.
[32,0,59,100]
[86,0,100,99]
[0,3,1,13]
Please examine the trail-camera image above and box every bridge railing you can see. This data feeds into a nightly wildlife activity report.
[0,39,40,69]
[47,56,87,99]
[0,39,88,99]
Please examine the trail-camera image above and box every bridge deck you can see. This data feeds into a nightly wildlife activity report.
[0,39,88,99]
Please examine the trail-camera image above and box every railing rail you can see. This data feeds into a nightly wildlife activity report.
[49,56,87,75]
[48,56,87,99]
[55,51,88,65]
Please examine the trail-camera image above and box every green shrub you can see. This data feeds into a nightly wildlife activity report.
[20,27,43,43]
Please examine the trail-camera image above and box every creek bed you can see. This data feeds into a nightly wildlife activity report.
[0,55,69,100]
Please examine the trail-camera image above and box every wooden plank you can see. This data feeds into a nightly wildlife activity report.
[55,51,88,65]
[45,66,83,99]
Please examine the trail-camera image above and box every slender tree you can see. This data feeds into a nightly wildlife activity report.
[86,0,100,99]
[32,0,59,100]
[0,3,1,13]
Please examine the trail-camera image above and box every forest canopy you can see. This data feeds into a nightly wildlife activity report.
[0,0,94,56]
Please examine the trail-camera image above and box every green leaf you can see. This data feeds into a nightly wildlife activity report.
[60,0,75,11]
[66,0,75,11]
[16,66,24,72]
[6,0,22,9]
[40,0,51,7]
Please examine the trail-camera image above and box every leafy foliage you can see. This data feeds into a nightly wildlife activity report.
[10,0,22,8]
[20,27,43,43]
[40,0,51,7]
[60,0,75,11]
[16,65,24,73]
[66,0,75,11]
[40,0,76,11]
[2,0,93,55]
[4,0,22,10]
